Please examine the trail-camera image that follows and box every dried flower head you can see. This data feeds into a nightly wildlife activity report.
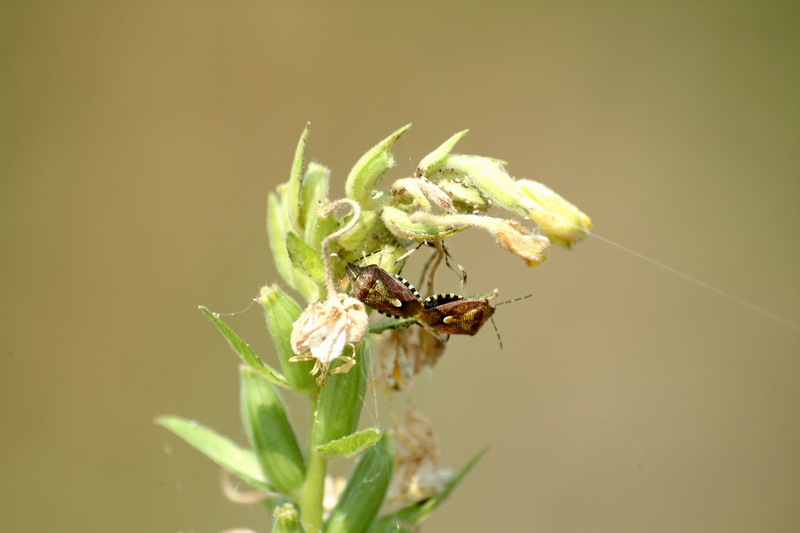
[374,327,447,392]
[289,294,368,385]
[388,408,452,502]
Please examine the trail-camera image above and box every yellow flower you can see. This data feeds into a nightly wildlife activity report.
[516,179,593,247]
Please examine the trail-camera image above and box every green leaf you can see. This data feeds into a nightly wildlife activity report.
[268,190,320,301]
[199,306,292,390]
[381,205,465,241]
[315,344,368,445]
[416,129,469,177]
[240,366,306,498]
[325,434,394,533]
[317,428,381,460]
[436,179,490,210]
[434,154,526,214]
[257,285,318,393]
[286,232,326,285]
[268,191,296,287]
[300,162,331,246]
[287,122,311,232]
[367,448,488,533]
[155,415,273,491]
[345,124,412,208]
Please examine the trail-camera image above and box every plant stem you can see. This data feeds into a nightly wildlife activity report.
[299,447,326,533]
[299,394,327,533]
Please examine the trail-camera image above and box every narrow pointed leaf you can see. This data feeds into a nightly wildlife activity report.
[258,285,318,393]
[345,124,412,207]
[300,162,331,244]
[280,192,323,302]
[325,434,394,533]
[199,306,292,389]
[317,428,381,460]
[286,232,326,284]
[367,448,488,533]
[155,415,273,491]
[287,122,311,232]
[416,129,469,177]
[240,366,306,497]
[268,191,296,287]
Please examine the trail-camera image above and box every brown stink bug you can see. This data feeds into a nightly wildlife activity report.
[420,293,497,336]
[346,263,424,319]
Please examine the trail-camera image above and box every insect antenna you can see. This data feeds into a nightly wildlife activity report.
[489,316,503,350]
[491,294,533,349]
[493,294,533,308]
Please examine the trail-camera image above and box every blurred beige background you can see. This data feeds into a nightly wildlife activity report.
[2,2,799,532]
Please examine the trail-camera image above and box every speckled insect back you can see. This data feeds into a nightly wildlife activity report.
[421,293,496,336]
[345,263,424,319]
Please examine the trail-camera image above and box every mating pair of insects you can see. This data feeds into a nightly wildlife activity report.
[345,262,497,338]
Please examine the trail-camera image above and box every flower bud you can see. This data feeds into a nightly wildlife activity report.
[272,503,305,533]
[430,154,529,214]
[516,179,593,247]
[381,206,465,242]
[416,129,469,177]
[436,179,490,211]
[345,124,412,208]
[407,212,549,267]
[391,177,456,213]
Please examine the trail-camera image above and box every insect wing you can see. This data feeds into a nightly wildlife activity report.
[422,296,495,336]
[346,264,423,319]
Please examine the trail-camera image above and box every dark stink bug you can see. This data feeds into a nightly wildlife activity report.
[347,262,513,340]
[421,293,496,336]
[345,263,424,319]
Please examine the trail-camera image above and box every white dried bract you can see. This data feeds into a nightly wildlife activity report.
[388,408,452,502]
[492,219,551,267]
[289,294,369,385]
[374,328,447,392]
